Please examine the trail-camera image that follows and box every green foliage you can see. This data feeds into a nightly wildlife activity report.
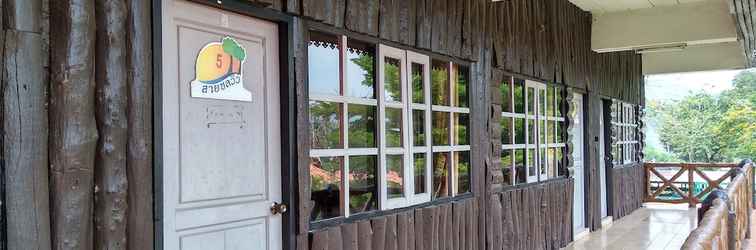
[222,37,246,61]
[650,70,756,163]
[643,146,681,163]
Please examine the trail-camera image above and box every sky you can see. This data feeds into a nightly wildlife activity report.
[645,70,742,101]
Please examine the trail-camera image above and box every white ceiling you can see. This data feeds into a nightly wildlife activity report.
[569,0,710,14]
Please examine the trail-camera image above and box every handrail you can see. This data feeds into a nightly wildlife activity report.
[681,160,754,250]
[644,162,740,207]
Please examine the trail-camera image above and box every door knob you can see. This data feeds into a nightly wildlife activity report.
[271,202,288,215]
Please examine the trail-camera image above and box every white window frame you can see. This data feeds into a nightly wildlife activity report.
[502,78,566,185]
[406,51,433,205]
[378,44,437,210]
[611,101,639,165]
[432,61,472,197]
[308,34,380,218]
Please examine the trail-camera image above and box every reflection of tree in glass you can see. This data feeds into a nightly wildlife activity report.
[384,58,402,101]
[433,152,449,198]
[348,105,376,148]
[456,152,470,193]
[310,101,341,149]
[412,64,425,103]
[350,54,375,91]
[349,156,377,214]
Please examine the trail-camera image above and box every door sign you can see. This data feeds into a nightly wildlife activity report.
[191,36,253,102]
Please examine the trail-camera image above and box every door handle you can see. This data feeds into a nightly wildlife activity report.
[271,202,288,215]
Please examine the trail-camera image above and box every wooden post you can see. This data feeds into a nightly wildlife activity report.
[688,164,695,207]
[50,0,97,249]
[3,0,52,249]
[126,0,154,249]
[94,0,128,249]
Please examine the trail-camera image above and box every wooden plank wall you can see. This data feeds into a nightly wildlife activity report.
[486,179,575,250]
[309,198,479,250]
[609,164,644,219]
[731,0,756,68]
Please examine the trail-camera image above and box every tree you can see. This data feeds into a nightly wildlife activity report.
[649,70,756,163]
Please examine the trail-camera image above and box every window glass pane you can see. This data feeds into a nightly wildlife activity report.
[413,110,426,146]
[555,87,562,117]
[539,89,546,118]
[514,149,526,184]
[558,121,565,143]
[454,65,469,108]
[310,156,342,220]
[454,113,469,145]
[346,40,375,99]
[514,79,525,114]
[501,150,513,186]
[527,119,535,144]
[411,63,425,103]
[385,108,404,147]
[384,57,402,102]
[556,148,564,176]
[515,118,525,144]
[455,151,471,194]
[349,155,377,214]
[501,80,511,112]
[386,155,404,199]
[432,112,450,146]
[310,101,343,149]
[414,153,427,194]
[527,87,535,115]
[348,104,376,148]
[547,121,555,144]
[548,148,557,178]
[308,33,341,96]
[539,148,547,178]
[432,152,450,199]
[501,117,512,145]
[527,149,536,177]
[432,60,450,106]
[547,86,555,117]
[539,120,546,145]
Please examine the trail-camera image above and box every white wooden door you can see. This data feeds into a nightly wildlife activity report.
[571,93,587,235]
[161,1,282,249]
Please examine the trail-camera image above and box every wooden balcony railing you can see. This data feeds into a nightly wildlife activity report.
[644,162,742,207]
[681,160,754,250]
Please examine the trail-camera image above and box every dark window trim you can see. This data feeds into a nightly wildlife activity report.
[308,193,474,231]
[307,21,472,67]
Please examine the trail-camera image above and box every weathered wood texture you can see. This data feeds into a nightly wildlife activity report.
[126,0,154,249]
[593,51,644,105]
[3,0,52,249]
[50,0,98,249]
[487,179,575,250]
[682,161,754,250]
[731,0,756,68]
[609,164,644,220]
[94,0,128,248]
[309,198,479,250]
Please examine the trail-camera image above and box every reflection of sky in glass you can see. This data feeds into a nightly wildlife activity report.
[308,45,340,96]
[347,52,375,98]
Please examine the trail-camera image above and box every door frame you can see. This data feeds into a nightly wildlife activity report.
[152,1,296,249]
[569,90,589,237]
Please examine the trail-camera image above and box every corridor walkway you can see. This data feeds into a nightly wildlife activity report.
[563,204,697,250]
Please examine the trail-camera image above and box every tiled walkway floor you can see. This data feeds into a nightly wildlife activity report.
[563,204,697,250]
